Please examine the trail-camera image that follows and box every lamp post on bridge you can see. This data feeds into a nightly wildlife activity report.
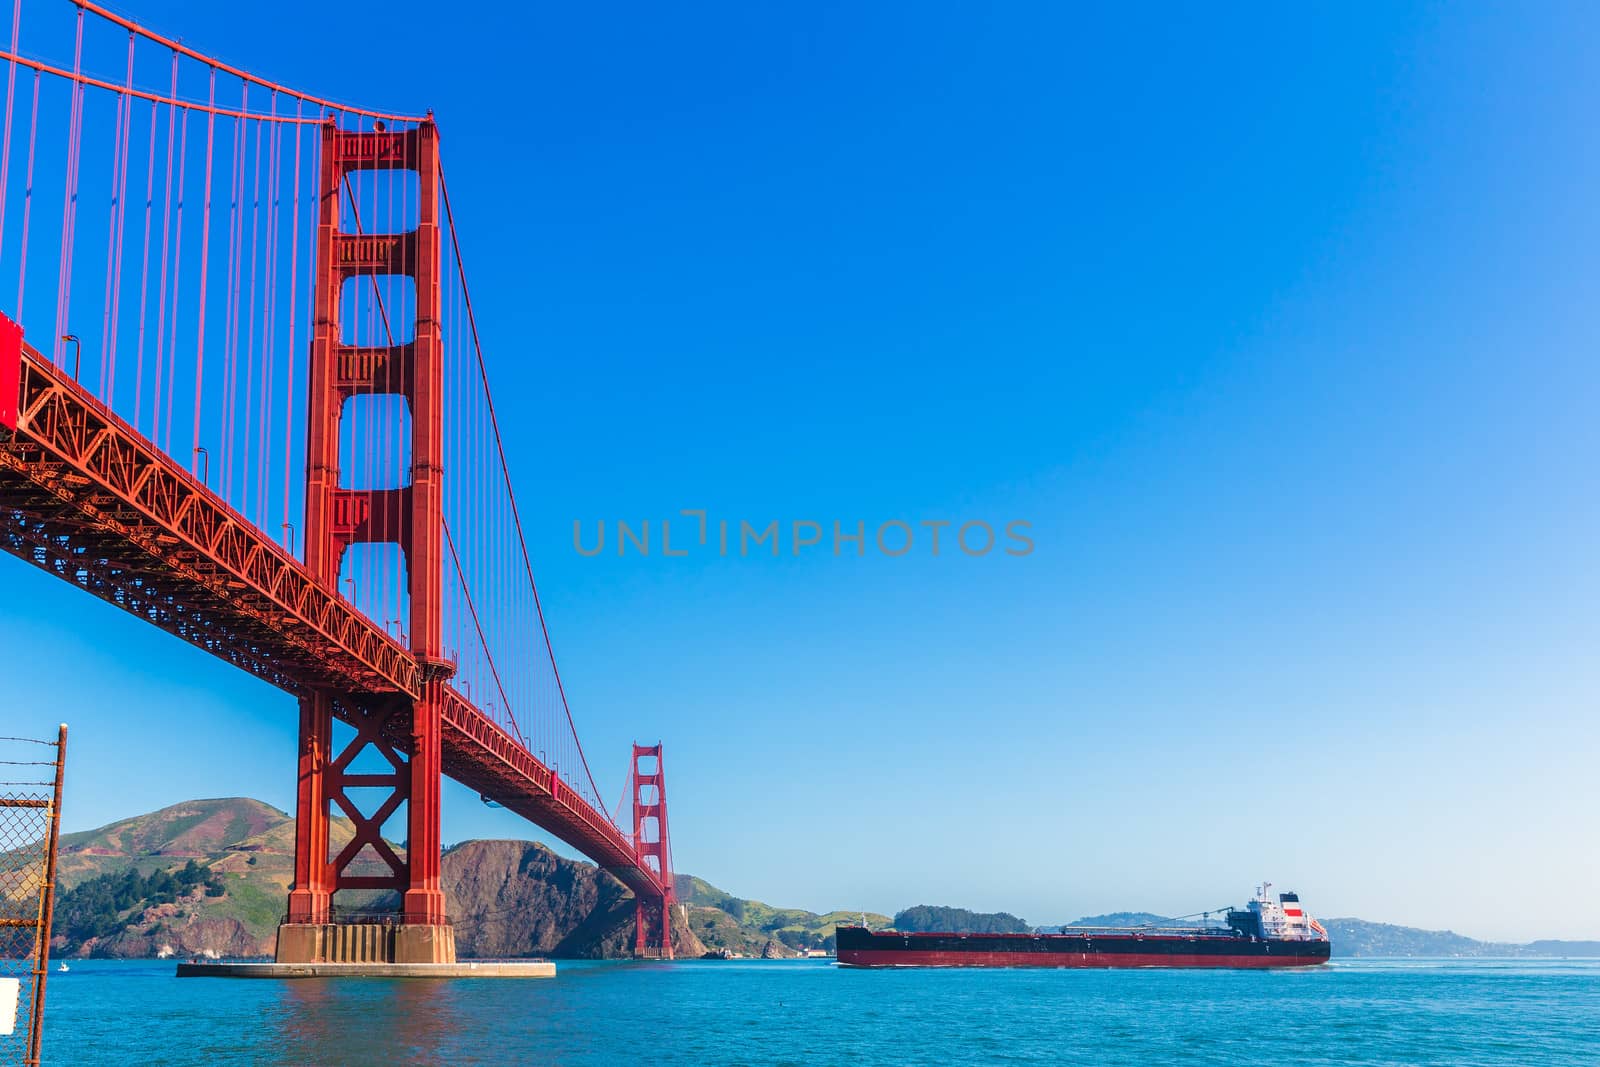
[59,334,79,379]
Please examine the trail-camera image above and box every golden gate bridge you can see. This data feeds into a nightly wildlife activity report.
[0,0,675,962]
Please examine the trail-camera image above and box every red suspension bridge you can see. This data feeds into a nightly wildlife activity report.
[0,1,675,962]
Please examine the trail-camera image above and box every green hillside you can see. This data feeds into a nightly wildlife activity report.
[893,905,1029,934]
[27,797,391,956]
[7,798,299,956]
[674,874,890,953]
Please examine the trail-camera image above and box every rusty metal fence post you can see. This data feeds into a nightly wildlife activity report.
[0,725,66,1066]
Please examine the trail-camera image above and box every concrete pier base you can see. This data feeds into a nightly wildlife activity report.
[177,960,555,979]
[274,922,457,965]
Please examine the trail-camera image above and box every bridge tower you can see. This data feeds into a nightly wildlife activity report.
[280,119,455,965]
[632,743,675,959]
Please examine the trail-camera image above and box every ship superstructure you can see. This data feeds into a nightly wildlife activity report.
[1227,883,1330,942]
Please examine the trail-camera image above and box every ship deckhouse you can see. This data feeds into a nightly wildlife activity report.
[1246,883,1329,942]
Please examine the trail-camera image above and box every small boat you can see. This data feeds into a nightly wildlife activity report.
[57,962,68,973]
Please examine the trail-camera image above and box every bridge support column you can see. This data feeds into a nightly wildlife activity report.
[286,691,332,925]
[634,896,674,961]
[402,686,447,927]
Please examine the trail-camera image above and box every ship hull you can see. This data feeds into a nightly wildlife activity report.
[834,928,1330,969]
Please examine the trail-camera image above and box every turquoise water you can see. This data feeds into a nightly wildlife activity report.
[38,958,1600,1065]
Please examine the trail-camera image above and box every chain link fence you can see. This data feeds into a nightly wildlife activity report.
[0,728,66,1067]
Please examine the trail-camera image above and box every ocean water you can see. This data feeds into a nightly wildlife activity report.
[34,957,1600,1065]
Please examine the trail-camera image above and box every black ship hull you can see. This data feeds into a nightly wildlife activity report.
[835,926,1330,969]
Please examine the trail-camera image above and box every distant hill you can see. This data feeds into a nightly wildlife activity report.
[56,797,285,871]
[1034,913,1233,933]
[1040,914,1600,958]
[893,905,1030,934]
[40,797,430,956]
[1324,918,1600,958]
[42,798,310,957]
[1527,940,1600,956]
[1058,912,1181,929]
[674,873,889,955]
[1323,918,1485,957]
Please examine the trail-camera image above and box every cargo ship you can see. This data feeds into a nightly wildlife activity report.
[835,884,1330,969]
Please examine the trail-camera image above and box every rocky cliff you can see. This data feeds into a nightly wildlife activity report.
[442,839,705,959]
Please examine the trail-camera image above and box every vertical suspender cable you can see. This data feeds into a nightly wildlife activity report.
[242,104,264,515]
[133,87,161,433]
[14,69,36,319]
[282,99,303,545]
[103,33,136,404]
[259,92,280,523]
[0,0,23,261]
[106,35,136,404]
[53,8,84,368]
[298,114,320,543]
[163,105,189,452]
[151,54,177,441]
[220,84,244,499]
[193,68,218,471]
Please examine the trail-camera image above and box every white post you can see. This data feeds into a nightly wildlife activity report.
[0,976,19,1036]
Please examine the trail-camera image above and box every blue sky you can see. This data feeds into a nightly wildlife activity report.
[3,1,1598,940]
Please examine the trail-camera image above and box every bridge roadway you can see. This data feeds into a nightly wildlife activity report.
[0,326,662,901]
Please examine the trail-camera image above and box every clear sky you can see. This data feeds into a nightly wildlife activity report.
[3,1,1598,942]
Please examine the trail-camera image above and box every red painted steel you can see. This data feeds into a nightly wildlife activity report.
[632,744,674,958]
[0,325,670,910]
[0,313,18,430]
[289,692,333,922]
[297,122,449,925]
